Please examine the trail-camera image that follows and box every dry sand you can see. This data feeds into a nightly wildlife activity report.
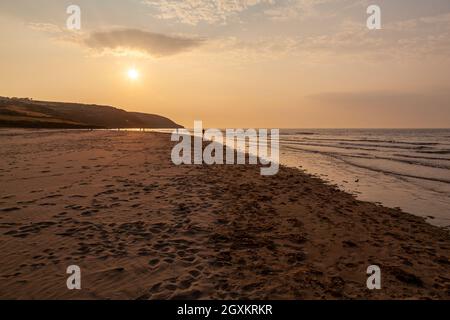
[0,130,449,299]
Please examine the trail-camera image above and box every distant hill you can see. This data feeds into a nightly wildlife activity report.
[0,97,183,129]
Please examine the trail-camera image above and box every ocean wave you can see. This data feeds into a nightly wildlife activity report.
[301,137,442,146]
[283,145,450,184]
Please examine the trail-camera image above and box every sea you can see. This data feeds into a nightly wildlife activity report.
[279,129,450,227]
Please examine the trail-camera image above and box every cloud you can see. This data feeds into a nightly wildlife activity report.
[24,8,450,63]
[142,0,273,25]
[198,9,450,63]
[142,0,366,25]
[27,23,205,58]
[260,11,450,63]
[27,22,62,34]
[84,29,205,57]
[263,0,372,22]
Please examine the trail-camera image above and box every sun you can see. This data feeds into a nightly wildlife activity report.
[127,68,139,80]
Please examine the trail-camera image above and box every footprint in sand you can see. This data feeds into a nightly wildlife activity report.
[148,258,160,267]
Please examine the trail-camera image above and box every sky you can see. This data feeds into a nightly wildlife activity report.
[0,0,450,128]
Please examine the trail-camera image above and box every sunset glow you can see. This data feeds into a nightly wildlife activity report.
[0,0,449,128]
[0,0,449,303]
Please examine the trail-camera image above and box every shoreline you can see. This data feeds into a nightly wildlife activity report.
[0,130,449,299]
[281,146,450,228]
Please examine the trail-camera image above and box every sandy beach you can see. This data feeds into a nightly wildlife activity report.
[0,129,449,299]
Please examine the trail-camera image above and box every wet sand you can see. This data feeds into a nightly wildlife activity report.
[0,130,449,299]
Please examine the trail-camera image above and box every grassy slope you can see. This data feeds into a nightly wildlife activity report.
[0,97,182,129]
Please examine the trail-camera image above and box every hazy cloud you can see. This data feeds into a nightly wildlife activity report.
[263,0,361,21]
[84,29,205,57]
[240,11,450,62]
[23,5,450,62]
[27,22,62,34]
[143,0,274,25]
